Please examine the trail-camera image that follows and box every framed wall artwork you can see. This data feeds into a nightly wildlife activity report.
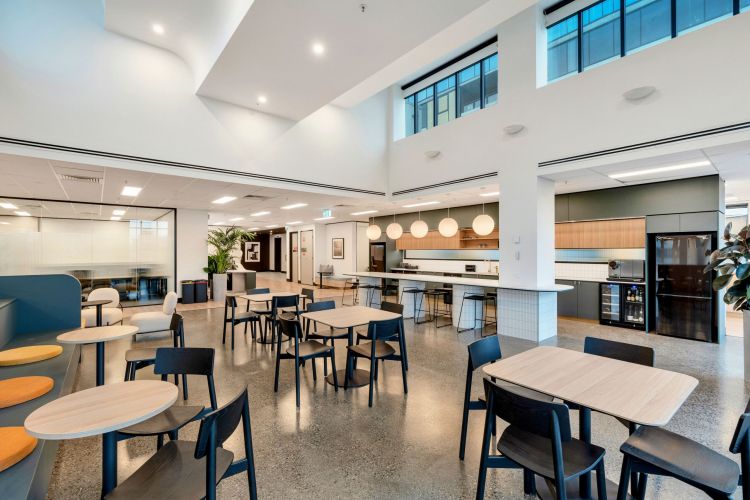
[332,238,344,259]
[245,241,261,263]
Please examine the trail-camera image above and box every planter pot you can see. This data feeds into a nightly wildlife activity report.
[744,310,750,381]
[212,273,227,304]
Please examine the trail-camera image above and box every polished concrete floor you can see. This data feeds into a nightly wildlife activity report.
[47,273,750,499]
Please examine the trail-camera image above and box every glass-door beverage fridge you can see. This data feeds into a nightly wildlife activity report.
[600,283,646,330]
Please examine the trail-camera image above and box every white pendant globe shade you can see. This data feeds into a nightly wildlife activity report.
[366,224,381,240]
[410,220,429,238]
[438,217,459,237]
[472,214,495,236]
[386,222,403,240]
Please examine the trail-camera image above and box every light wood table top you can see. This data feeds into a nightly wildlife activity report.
[301,305,401,329]
[482,346,698,427]
[241,292,300,303]
[24,380,178,439]
[57,325,139,344]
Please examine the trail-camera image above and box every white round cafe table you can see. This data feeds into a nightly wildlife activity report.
[25,380,177,496]
[57,325,139,386]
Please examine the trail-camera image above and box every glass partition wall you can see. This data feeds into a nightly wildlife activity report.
[0,198,175,306]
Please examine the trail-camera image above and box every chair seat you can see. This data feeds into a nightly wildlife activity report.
[464,294,490,301]
[621,426,740,496]
[104,440,233,500]
[308,329,348,340]
[82,307,123,327]
[228,311,259,322]
[129,311,171,333]
[286,340,332,358]
[498,425,605,481]
[125,348,156,363]
[119,405,204,436]
[348,340,396,359]
[355,330,398,342]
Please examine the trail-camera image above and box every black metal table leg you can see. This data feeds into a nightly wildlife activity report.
[96,304,103,327]
[96,341,105,386]
[101,430,117,497]
[326,326,369,387]
[579,407,592,498]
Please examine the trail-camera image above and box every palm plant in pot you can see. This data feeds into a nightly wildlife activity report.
[705,222,750,377]
[205,226,255,303]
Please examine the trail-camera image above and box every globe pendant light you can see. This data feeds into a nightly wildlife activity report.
[410,212,429,238]
[472,204,495,236]
[438,207,458,237]
[366,217,381,240]
[386,213,403,240]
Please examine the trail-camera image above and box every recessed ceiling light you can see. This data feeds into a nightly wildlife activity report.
[314,216,335,221]
[402,201,440,208]
[229,217,244,222]
[479,191,500,197]
[265,224,278,228]
[281,203,308,210]
[0,202,18,209]
[312,42,325,56]
[110,216,121,221]
[257,95,267,104]
[14,211,31,216]
[0,222,9,225]
[212,196,237,204]
[213,221,226,226]
[608,160,711,180]
[112,209,126,216]
[249,227,260,231]
[152,23,165,35]
[121,186,142,197]
[286,221,303,225]
[250,211,270,217]
[351,210,378,216]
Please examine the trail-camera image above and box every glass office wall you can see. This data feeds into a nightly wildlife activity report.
[0,198,175,306]
[435,75,456,125]
[625,0,671,54]
[581,0,621,69]
[676,0,733,34]
[547,16,579,81]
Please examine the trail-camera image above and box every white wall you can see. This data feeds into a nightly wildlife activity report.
[177,209,208,297]
[356,222,369,271]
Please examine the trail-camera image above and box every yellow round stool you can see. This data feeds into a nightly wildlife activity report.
[0,427,37,472]
[0,376,54,408]
[0,345,63,366]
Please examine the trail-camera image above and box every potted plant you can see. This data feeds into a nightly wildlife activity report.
[205,227,255,303]
[705,222,750,377]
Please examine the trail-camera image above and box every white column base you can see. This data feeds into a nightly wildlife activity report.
[497,289,557,342]
[398,280,426,319]
[453,285,487,329]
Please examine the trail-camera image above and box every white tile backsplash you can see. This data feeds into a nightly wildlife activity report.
[555,262,609,281]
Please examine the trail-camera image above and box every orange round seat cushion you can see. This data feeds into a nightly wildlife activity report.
[0,376,54,408]
[0,345,63,366]
[0,427,37,472]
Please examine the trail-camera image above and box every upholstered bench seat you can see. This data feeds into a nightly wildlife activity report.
[0,427,38,472]
[0,377,54,408]
[0,345,63,366]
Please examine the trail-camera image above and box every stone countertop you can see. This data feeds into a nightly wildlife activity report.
[346,272,573,293]
[555,277,646,285]
[390,268,498,277]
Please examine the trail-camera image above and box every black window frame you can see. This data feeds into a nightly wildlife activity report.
[403,52,499,137]
[546,0,745,82]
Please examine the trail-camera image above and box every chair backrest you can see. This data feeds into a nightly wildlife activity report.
[583,337,654,367]
[272,295,298,314]
[226,295,239,308]
[380,301,403,315]
[162,291,178,315]
[88,287,119,308]
[246,288,270,295]
[366,317,401,341]
[484,378,572,442]
[194,387,249,460]
[730,399,750,454]
[306,300,335,313]
[467,335,502,371]
[278,315,302,341]
[155,347,214,376]
[169,312,183,333]
[319,264,333,274]
[301,288,315,303]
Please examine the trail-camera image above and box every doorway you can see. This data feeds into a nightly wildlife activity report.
[300,230,314,285]
[369,242,386,272]
[274,237,282,272]
[290,232,299,283]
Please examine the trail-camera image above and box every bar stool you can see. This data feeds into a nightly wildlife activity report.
[423,288,452,328]
[457,291,496,334]
[368,283,384,308]
[341,278,359,306]
[400,287,427,324]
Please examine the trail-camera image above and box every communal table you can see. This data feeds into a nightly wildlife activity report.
[483,346,698,499]
[241,292,302,344]
[300,305,401,388]
[58,325,139,386]
[25,380,178,497]
[81,299,112,327]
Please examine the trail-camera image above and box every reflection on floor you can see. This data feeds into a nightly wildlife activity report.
[47,272,749,499]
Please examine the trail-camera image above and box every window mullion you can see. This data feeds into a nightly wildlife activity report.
[577,12,583,73]
[620,0,626,57]
[670,0,677,38]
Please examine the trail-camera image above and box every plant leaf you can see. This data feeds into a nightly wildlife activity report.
[713,273,734,291]
[738,263,750,280]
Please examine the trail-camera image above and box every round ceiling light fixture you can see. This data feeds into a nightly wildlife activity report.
[366,218,381,240]
[438,207,458,237]
[410,219,428,238]
[386,222,403,240]
[312,42,325,56]
[257,95,267,105]
[152,23,165,35]
[472,204,495,236]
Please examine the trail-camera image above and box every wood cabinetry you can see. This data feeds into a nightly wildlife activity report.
[555,218,645,249]
[395,228,500,250]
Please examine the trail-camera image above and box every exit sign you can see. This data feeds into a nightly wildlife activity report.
[322,209,332,218]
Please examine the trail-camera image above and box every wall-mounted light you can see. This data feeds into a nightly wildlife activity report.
[425,150,441,159]
[623,86,656,101]
[503,124,525,135]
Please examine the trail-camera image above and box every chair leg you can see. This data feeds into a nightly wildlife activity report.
[294,355,301,408]
[595,460,607,500]
[273,349,281,393]
[400,352,408,394]
[311,357,317,381]
[156,433,164,450]
[124,362,131,382]
[368,356,375,407]
[344,352,352,390]
[636,473,647,500]
[322,339,329,376]
[329,350,338,392]
[617,455,632,500]
[523,469,537,495]
[374,358,379,381]
[182,374,188,400]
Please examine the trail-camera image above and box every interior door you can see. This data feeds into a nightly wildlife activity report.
[369,243,386,272]
[299,230,314,285]
[290,232,299,283]
[274,237,282,272]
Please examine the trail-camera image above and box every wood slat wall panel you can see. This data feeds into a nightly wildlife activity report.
[555,218,645,249]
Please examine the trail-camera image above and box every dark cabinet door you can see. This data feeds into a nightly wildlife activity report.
[556,280,577,317]
[577,281,600,320]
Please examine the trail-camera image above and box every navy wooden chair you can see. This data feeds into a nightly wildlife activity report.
[223,295,260,350]
[304,300,345,376]
[355,301,408,371]
[263,294,299,348]
[124,313,186,393]
[105,387,257,500]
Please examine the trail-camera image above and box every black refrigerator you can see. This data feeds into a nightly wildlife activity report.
[652,234,715,342]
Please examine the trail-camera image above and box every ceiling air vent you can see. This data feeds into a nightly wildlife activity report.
[58,174,102,184]
[243,194,269,201]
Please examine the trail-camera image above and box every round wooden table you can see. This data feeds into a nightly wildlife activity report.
[25,380,177,497]
[58,325,139,386]
[81,299,112,327]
